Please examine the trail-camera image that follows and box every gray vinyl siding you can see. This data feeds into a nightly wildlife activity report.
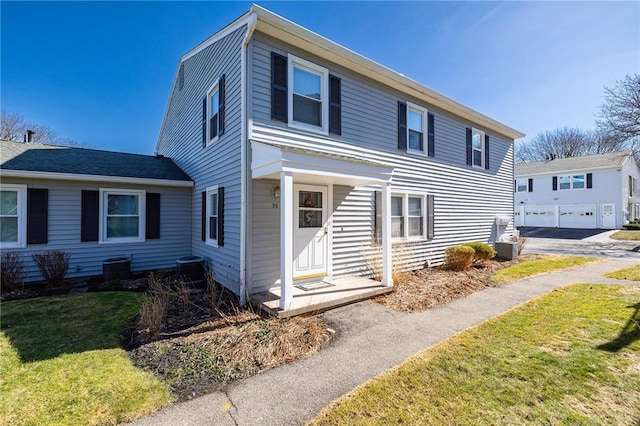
[1,177,191,283]
[248,32,516,276]
[249,179,281,292]
[156,25,247,293]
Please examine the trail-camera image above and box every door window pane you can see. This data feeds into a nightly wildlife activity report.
[299,191,322,228]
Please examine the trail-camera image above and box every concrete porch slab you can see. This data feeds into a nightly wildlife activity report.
[250,276,393,318]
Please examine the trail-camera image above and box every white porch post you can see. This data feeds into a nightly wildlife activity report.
[381,181,394,287]
[279,171,294,310]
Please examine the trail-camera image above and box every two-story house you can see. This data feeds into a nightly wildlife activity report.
[514,151,640,229]
[155,5,524,314]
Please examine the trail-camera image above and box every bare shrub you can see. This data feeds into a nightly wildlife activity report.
[31,250,70,288]
[1,252,26,295]
[363,243,414,284]
[177,281,191,314]
[518,236,528,256]
[138,273,170,338]
[444,245,474,271]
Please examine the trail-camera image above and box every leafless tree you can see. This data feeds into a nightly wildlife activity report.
[515,127,599,163]
[0,110,83,146]
[596,74,640,158]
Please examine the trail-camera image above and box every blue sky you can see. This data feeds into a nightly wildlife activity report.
[2,1,638,154]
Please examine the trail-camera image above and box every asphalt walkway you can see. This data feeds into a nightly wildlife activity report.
[129,259,639,426]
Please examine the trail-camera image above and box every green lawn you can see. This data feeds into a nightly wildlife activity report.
[606,264,640,281]
[311,284,640,425]
[0,292,171,425]
[610,230,640,240]
[492,255,600,284]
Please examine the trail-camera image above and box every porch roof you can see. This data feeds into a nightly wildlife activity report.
[251,141,394,186]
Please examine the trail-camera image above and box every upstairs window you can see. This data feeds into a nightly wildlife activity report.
[472,128,485,168]
[407,103,428,153]
[288,55,328,133]
[0,185,26,248]
[203,75,225,148]
[558,174,585,190]
[516,179,528,192]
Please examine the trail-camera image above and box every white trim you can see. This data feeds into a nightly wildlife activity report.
[182,12,253,62]
[205,185,219,248]
[326,183,334,281]
[99,188,146,244]
[471,127,485,169]
[0,169,193,188]
[287,54,329,135]
[0,184,27,249]
[205,79,221,147]
[406,101,429,156]
[390,191,429,241]
[239,12,257,305]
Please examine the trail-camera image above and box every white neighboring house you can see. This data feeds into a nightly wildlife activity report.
[515,151,640,229]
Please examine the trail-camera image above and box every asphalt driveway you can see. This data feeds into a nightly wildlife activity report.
[519,227,640,260]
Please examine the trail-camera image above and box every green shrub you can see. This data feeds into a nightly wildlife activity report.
[444,245,475,271]
[623,223,640,230]
[463,241,496,264]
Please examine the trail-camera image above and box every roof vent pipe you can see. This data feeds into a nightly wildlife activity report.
[25,130,35,143]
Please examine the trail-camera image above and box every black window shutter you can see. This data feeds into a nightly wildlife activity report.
[484,134,490,170]
[427,194,435,240]
[427,113,435,157]
[329,75,342,135]
[397,101,407,150]
[218,74,225,136]
[465,128,472,166]
[145,193,161,240]
[81,190,99,242]
[552,176,558,191]
[528,178,533,193]
[271,52,287,122]
[201,191,206,242]
[514,180,517,193]
[201,97,207,148]
[217,187,224,247]
[27,188,48,244]
[586,173,593,189]
[374,191,381,244]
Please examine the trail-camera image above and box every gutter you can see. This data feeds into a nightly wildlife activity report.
[0,169,194,188]
[239,12,258,305]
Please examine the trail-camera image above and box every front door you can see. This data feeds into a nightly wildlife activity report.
[293,185,328,280]
[601,203,616,229]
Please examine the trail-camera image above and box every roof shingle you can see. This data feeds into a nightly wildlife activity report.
[515,151,631,176]
[0,140,191,182]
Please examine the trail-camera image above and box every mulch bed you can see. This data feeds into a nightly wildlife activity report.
[374,255,538,313]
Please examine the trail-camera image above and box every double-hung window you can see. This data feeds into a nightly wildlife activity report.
[100,189,145,243]
[391,193,427,240]
[206,186,219,246]
[288,55,329,133]
[0,185,26,248]
[516,179,528,192]
[207,80,220,144]
[559,175,585,190]
[472,128,485,168]
[407,103,428,154]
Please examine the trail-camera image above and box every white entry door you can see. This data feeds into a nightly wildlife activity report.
[601,203,616,229]
[293,185,328,280]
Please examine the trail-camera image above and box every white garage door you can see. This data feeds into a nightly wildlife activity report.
[558,204,596,229]
[524,205,556,227]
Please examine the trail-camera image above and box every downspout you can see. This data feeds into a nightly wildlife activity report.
[239,12,258,305]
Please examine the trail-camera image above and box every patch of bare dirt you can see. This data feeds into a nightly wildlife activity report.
[374,255,539,313]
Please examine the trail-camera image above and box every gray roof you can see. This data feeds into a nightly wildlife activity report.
[515,151,631,176]
[0,140,191,182]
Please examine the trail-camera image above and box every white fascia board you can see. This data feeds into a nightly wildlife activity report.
[250,4,525,140]
[0,169,194,188]
[515,165,621,178]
